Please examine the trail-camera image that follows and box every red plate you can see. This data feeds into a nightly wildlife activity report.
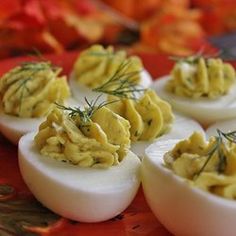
[0,51,177,236]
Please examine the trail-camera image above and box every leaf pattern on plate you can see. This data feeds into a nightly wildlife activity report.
[0,183,61,236]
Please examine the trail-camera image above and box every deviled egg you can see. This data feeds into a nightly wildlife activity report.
[69,44,152,103]
[153,55,236,126]
[0,61,71,144]
[142,132,236,236]
[19,103,141,222]
[105,89,204,158]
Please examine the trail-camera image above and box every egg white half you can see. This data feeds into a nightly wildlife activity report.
[131,112,205,158]
[142,139,236,236]
[0,113,44,145]
[206,118,236,138]
[18,132,141,222]
[152,76,236,126]
[0,97,81,145]
[69,70,152,104]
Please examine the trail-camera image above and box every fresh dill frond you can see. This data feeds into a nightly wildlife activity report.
[220,130,236,143]
[19,61,59,73]
[196,129,236,177]
[56,94,118,123]
[5,61,59,85]
[27,48,47,61]
[9,61,60,113]
[93,61,146,99]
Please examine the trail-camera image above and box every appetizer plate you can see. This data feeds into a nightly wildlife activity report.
[0,51,174,236]
[1,50,234,235]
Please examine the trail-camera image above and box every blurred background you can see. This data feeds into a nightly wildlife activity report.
[0,0,236,59]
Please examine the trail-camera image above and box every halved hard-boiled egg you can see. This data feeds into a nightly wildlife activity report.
[153,76,236,126]
[19,132,140,222]
[0,61,76,144]
[18,102,141,222]
[69,44,152,103]
[142,135,236,236]
[153,56,236,126]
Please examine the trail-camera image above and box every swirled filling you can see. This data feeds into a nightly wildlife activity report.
[34,106,130,168]
[166,57,236,99]
[107,89,174,141]
[0,62,70,118]
[165,132,236,200]
[73,44,143,88]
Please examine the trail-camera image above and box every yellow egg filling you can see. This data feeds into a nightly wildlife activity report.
[34,105,131,168]
[165,132,236,200]
[166,57,236,99]
[73,44,143,88]
[107,89,174,141]
[0,62,70,118]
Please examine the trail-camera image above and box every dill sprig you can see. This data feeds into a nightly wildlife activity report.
[56,94,118,123]
[170,48,221,64]
[28,47,46,61]
[6,61,59,86]
[93,61,146,99]
[9,61,59,113]
[196,129,236,177]
[13,62,58,92]
[18,61,59,73]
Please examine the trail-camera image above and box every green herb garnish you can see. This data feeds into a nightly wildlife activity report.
[93,61,146,99]
[56,94,118,123]
[12,62,59,113]
[1,61,59,114]
[196,129,236,177]
[5,61,59,92]
[28,47,46,61]
[16,61,58,75]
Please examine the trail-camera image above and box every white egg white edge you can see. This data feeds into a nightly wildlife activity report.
[18,132,141,222]
[131,112,205,159]
[143,139,236,208]
[69,69,153,104]
[0,98,79,145]
[140,69,153,88]
[206,117,236,140]
[152,75,236,125]
[0,112,44,145]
